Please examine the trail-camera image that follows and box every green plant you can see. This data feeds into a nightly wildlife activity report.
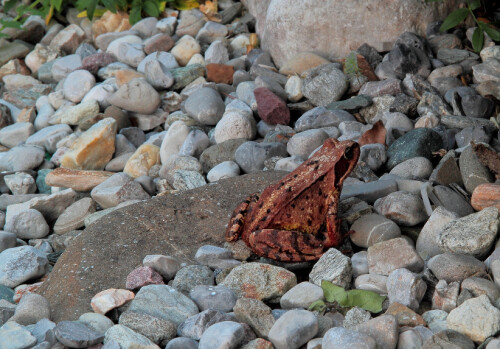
[308,280,386,314]
[0,0,199,37]
[426,0,500,52]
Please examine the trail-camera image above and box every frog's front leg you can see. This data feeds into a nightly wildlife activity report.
[248,229,326,262]
[225,193,260,242]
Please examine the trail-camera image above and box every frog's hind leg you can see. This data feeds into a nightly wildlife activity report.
[225,193,260,242]
[248,229,325,262]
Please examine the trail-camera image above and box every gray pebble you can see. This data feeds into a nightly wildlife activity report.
[185,88,225,126]
[78,312,114,336]
[322,327,376,349]
[286,129,329,159]
[309,248,352,289]
[280,281,324,309]
[171,264,214,295]
[166,337,199,349]
[0,245,48,287]
[142,254,181,281]
[55,321,104,348]
[268,309,318,349]
[0,122,35,148]
[0,231,16,252]
[189,285,237,312]
[359,144,387,171]
[205,40,229,65]
[9,293,50,325]
[387,268,427,311]
[234,141,288,173]
[177,309,234,340]
[350,213,401,248]
[199,321,245,349]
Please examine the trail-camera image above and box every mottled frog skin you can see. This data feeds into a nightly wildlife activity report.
[225,138,360,262]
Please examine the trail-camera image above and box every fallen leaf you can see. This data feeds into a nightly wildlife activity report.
[471,141,500,179]
[200,0,221,22]
[358,120,386,146]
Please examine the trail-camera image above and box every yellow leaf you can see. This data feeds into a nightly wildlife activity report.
[200,0,220,22]
[175,0,200,10]
[159,1,166,12]
[45,4,53,26]
[77,8,108,18]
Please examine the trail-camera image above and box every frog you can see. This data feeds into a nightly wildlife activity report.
[225,138,360,262]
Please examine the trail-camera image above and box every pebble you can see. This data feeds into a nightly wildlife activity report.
[322,327,377,348]
[280,281,324,309]
[4,208,49,239]
[427,253,487,282]
[55,321,104,348]
[214,110,256,143]
[78,312,114,335]
[234,141,288,173]
[354,315,398,349]
[107,78,160,115]
[171,264,214,295]
[119,311,176,345]
[104,324,159,349]
[438,207,499,259]
[177,309,233,340]
[350,213,401,248]
[90,172,150,209]
[53,197,96,234]
[309,248,352,289]
[286,129,329,159]
[0,246,48,287]
[189,284,237,312]
[447,295,500,343]
[374,191,428,226]
[416,206,459,260]
[142,254,180,281]
[199,321,245,349]
[386,268,426,311]
[367,237,424,275]
[220,262,297,303]
[126,266,165,290]
[233,298,275,338]
[184,87,225,125]
[207,160,240,182]
[301,63,348,106]
[0,321,38,349]
[9,293,50,325]
[90,288,135,315]
[268,309,318,349]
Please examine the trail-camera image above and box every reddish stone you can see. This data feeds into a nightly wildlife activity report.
[254,87,290,125]
[125,266,165,290]
[14,282,43,303]
[144,34,175,55]
[81,53,116,75]
[206,63,235,84]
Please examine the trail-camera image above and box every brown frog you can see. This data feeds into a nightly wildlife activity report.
[225,138,360,262]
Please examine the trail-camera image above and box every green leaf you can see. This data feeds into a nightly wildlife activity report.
[3,0,18,12]
[321,280,348,304]
[472,26,484,52]
[129,4,142,25]
[440,8,470,32]
[0,18,22,29]
[143,0,160,17]
[344,290,386,313]
[483,25,500,42]
[50,0,63,12]
[101,0,117,13]
[469,0,481,10]
[308,300,327,313]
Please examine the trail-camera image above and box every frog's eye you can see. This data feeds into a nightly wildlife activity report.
[344,146,354,159]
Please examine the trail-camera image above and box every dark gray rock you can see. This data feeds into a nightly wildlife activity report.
[54,321,104,348]
[234,141,288,173]
[386,128,443,169]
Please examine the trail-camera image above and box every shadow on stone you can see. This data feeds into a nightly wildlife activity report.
[38,171,286,322]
